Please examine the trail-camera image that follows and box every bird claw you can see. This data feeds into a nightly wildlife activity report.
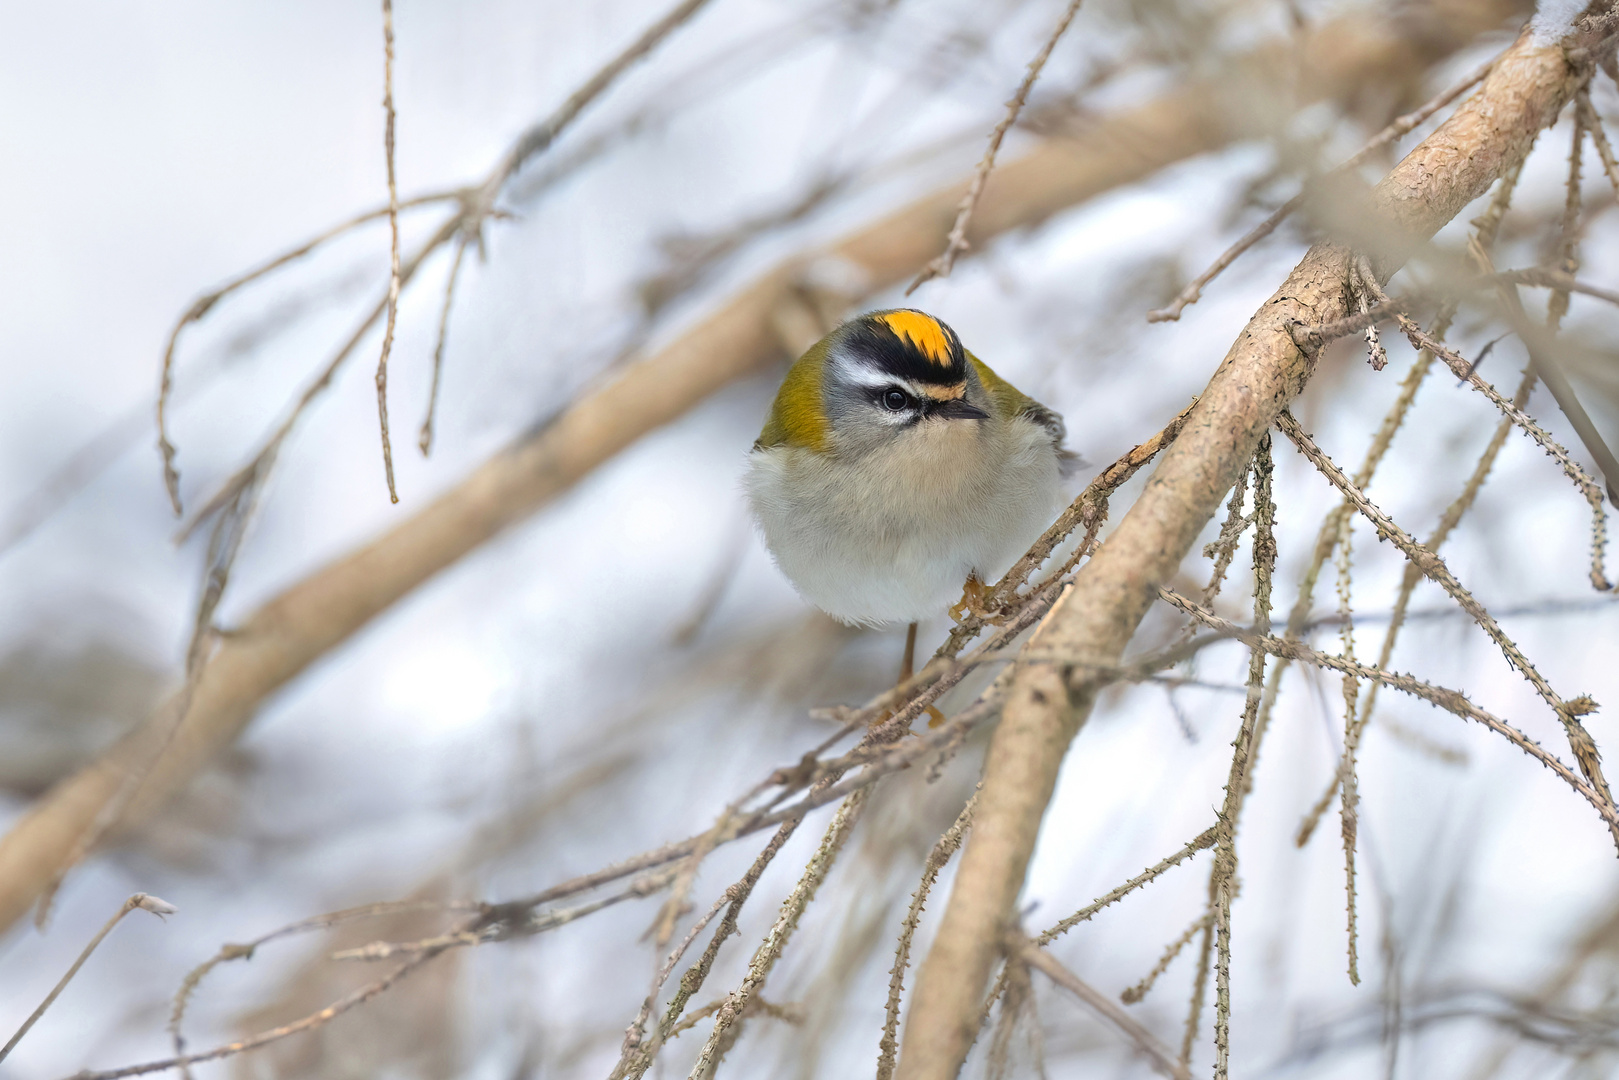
[870,705,943,733]
[949,575,998,624]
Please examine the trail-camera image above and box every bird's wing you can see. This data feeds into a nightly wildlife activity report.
[967,353,1068,446]
[755,339,832,452]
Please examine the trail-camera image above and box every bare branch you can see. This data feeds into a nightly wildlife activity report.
[374,0,402,504]
[1159,587,1619,837]
[1275,408,1619,848]
[1010,934,1189,1080]
[0,894,175,1065]
[418,235,468,456]
[906,0,1085,293]
[896,33,1588,1080]
[877,793,977,1080]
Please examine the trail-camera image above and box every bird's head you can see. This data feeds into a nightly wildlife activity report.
[767,309,991,458]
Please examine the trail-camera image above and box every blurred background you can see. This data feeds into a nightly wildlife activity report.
[1,0,1618,1076]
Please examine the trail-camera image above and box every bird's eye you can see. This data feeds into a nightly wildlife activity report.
[882,389,910,412]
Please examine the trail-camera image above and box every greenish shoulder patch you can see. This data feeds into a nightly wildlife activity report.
[968,351,1067,449]
[757,339,831,452]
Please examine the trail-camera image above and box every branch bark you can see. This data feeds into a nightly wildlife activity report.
[895,27,1584,1080]
[0,2,1519,936]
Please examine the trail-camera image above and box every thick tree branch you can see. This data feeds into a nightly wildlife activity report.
[0,2,1519,937]
[895,27,1586,1080]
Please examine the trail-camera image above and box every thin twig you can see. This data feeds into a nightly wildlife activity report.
[1121,911,1212,1006]
[1395,314,1615,535]
[0,894,175,1064]
[686,790,868,1078]
[375,0,402,504]
[167,898,474,1066]
[1211,434,1276,1079]
[1334,513,1361,985]
[418,235,468,456]
[1276,408,1619,849]
[975,827,1217,1030]
[1547,103,1584,332]
[1297,367,1537,847]
[906,0,1085,293]
[75,946,449,1080]
[878,793,977,1080]
[1160,587,1619,834]
[178,0,717,532]
[1010,934,1189,1080]
[1579,88,1619,198]
[153,190,458,513]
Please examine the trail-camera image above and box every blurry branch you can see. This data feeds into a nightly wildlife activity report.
[895,29,1593,1080]
[1147,53,1498,323]
[906,0,1085,293]
[374,0,402,504]
[0,0,1519,939]
[416,235,467,455]
[167,898,476,1064]
[1006,933,1188,1080]
[0,894,175,1065]
[76,947,451,1080]
[1278,984,1619,1062]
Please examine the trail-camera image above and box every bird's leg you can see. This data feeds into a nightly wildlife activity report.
[948,573,996,624]
[891,621,944,729]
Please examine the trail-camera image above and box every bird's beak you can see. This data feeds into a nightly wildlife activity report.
[932,398,990,421]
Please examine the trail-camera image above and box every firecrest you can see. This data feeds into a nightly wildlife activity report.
[745,309,1074,626]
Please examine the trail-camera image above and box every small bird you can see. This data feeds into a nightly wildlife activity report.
[745,309,1073,630]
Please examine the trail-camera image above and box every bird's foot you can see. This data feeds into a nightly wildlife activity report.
[949,574,998,624]
[869,703,942,734]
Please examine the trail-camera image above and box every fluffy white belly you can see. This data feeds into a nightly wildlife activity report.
[745,426,1059,625]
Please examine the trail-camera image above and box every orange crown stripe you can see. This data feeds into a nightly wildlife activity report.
[879,311,954,367]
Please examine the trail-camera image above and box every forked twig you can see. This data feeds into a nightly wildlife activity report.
[153,190,458,514]
[172,0,718,533]
[1276,408,1618,845]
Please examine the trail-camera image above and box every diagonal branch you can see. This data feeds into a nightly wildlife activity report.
[0,2,1523,940]
[894,28,1589,1080]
